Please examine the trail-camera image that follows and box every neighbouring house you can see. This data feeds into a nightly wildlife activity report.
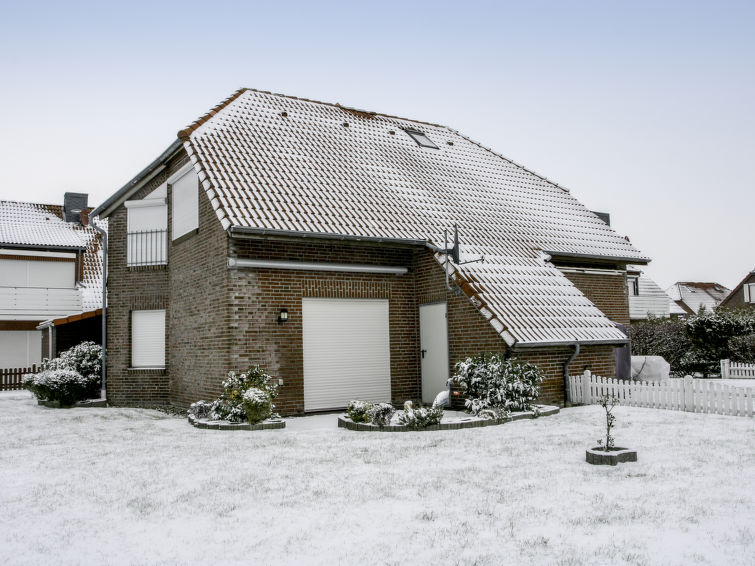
[0,195,106,372]
[626,266,682,321]
[91,88,649,414]
[719,268,755,309]
[665,281,731,316]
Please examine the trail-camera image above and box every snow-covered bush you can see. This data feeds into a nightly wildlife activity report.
[346,400,374,423]
[242,387,273,424]
[208,366,279,423]
[189,400,213,419]
[23,369,97,405]
[728,333,755,364]
[398,405,443,429]
[452,353,543,414]
[56,341,102,380]
[367,403,395,426]
[23,341,103,404]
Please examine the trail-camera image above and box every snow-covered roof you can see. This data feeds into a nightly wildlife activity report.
[0,200,107,311]
[177,88,648,346]
[666,282,730,315]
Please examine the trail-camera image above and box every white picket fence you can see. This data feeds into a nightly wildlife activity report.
[568,371,753,417]
[720,359,755,379]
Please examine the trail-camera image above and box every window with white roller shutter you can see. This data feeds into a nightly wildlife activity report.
[131,310,166,368]
[126,186,168,266]
[170,165,199,240]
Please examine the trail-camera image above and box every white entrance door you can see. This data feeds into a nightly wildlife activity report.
[420,302,449,404]
[302,298,391,411]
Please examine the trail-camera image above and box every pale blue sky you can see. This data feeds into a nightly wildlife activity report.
[1,0,753,290]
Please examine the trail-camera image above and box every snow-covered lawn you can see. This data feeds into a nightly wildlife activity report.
[1,391,753,566]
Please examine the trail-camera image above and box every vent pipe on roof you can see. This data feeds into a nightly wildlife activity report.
[63,192,88,224]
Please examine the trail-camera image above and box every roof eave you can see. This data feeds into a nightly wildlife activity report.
[543,250,650,265]
[228,225,430,248]
[90,139,183,219]
[0,242,86,251]
[512,338,630,349]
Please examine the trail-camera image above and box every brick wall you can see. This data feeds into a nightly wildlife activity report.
[516,345,615,405]
[167,164,232,407]
[561,270,630,326]
[226,238,419,415]
[106,161,176,406]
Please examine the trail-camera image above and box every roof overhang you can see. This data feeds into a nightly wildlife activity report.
[91,140,183,219]
[228,225,430,248]
[0,242,85,252]
[543,250,650,265]
[36,308,103,330]
[511,338,629,349]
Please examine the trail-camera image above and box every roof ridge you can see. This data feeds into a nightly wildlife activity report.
[182,87,451,139]
[178,88,249,141]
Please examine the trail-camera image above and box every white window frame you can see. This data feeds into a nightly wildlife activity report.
[131,309,166,368]
[169,163,199,241]
[744,283,755,303]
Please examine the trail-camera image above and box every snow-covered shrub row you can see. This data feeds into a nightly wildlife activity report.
[367,403,395,426]
[452,353,543,415]
[192,366,279,423]
[397,405,443,429]
[346,400,373,423]
[23,369,98,406]
[23,341,103,404]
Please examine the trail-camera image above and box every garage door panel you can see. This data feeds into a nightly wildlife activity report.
[303,298,391,411]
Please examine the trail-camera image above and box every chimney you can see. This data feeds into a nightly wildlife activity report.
[63,192,88,224]
[591,211,611,226]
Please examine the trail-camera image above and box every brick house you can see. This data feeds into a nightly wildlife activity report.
[0,195,105,371]
[720,268,755,309]
[91,88,649,414]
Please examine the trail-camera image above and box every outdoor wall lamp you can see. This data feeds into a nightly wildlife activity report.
[277,308,289,324]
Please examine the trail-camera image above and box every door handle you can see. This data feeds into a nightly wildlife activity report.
[421,349,427,359]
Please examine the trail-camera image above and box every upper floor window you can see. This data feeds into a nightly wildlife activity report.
[744,283,755,303]
[169,164,199,241]
[628,276,640,296]
[125,184,167,267]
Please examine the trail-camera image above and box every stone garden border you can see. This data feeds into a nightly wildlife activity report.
[188,413,285,431]
[338,405,559,432]
[585,446,638,466]
[37,398,107,408]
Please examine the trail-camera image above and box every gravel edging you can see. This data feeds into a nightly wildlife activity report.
[188,413,286,430]
[338,405,559,432]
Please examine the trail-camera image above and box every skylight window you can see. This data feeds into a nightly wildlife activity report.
[404,129,439,149]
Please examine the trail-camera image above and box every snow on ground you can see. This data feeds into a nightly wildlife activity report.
[1,391,753,566]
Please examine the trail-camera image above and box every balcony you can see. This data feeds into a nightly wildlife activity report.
[0,287,82,320]
[127,230,168,267]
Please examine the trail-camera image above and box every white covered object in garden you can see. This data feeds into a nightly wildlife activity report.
[631,355,670,381]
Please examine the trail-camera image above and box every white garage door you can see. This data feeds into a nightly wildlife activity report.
[302,298,391,411]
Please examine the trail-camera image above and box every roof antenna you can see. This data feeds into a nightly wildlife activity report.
[443,224,485,292]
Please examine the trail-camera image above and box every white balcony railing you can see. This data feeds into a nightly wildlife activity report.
[0,287,82,320]
[127,230,168,267]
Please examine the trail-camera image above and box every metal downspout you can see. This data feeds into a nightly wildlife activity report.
[93,221,107,395]
[563,343,580,404]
